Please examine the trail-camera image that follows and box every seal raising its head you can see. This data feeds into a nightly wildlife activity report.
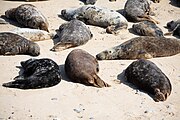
[61,5,128,34]
[65,49,110,88]
[96,36,180,60]
[5,4,49,32]
[50,20,92,51]
[125,59,172,102]
[3,58,61,89]
[132,21,163,37]
[0,32,40,56]
[124,0,159,24]
[165,19,180,37]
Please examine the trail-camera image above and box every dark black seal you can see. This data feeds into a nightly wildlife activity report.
[125,59,172,102]
[3,58,61,89]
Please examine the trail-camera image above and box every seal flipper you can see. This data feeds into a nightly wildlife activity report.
[50,42,75,51]
[137,50,153,59]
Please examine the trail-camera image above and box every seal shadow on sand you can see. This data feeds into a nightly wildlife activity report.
[117,70,154,100]
[58,64,71,82]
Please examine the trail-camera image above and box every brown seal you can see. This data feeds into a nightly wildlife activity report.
[125,59,172,102]
[5,4,49,32]
[0,32,40,56]
[65,49,110,88]
[96,36,180,60]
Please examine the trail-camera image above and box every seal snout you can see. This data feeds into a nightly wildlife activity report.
[96,53,104,60]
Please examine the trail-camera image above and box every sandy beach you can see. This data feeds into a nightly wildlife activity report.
[0,0,180,120]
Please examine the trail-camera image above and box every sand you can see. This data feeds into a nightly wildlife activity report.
[0,0,180,120]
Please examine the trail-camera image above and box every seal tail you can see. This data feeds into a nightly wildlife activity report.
[2,80,28,89]
[92,74,111,88]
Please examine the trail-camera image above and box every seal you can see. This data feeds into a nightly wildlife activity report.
[124,59,172,102]
[124,0,159,24]
[96,36,180,60]
[2,58,61,89]
[81,0,97,5]
[151,0,160,3]
[61,5,128,34]
[11,28,54,41]
[132,21,163,37]
[5,4,49,32]
[65,49,110,88]
[165,19,180,37]
[50,20,93,51]
[0,32,40,56]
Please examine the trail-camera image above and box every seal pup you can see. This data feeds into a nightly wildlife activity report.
[125,59,172,102]
[61,5,128,34]
[3,58,61,89]
[65,49,110,88]
[96,36,180,60]
[11,28,54,41]
[0,32,40,56]
[124,0,159,24]
[50,20,93,51]
[132,21,163,37]
[165,19,180,37]
[5,4,49,32]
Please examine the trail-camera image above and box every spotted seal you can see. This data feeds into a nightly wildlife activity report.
[3,58,61,89]
[61,5,128,34]
[165,19,180,37]
[96,36,180,60]
[0,32,40,56]
[5,4,49,32]
[124,0,159,24]
[125,59,172,102]
[11,28,54,41]
[50,20,93,51]
[65,49,110,88]
[132,21,163,37]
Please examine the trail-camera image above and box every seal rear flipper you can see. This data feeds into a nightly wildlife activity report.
[137,15,159,24]
[50,42,75,51]
[2,79,29,89]
[90,74,111,88]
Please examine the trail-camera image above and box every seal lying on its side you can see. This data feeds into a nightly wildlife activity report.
[125,59,172,102]
[65,49,110,88]
[0,32,40,56]
[132,21,163,37]
[50,20,93,51]
[3,58,61,89]
[165,19,180,37]
[124,0,159,24]
[61,5,128,34]
[5,4,49,32]
[11,28,54,41]
[96,36,180,60]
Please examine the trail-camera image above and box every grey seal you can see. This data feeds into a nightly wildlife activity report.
[61,5,128,34]
[3,58,61,89]
[65,49,110,88]
[5,4,49,32]
[96,36,180,60]
[165,19,180,37]
[124,59,172,102]
[50,20,93,51]
[0,32,40,56]
[132,21,163,37]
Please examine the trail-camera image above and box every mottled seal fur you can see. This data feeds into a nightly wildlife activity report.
[3,58,61,89]
[65,49,110,88]
[125,59,172,102]
[96,36,180,60]
[0,32,40,56]
[50,20,93,51]
[5,4,49,32]
[124,0,159,24]
[61,5,128,34]
[11,28,54,41]
[165,19,180,37]
[132,21,163,37]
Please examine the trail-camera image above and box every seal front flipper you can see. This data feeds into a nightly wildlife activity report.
[50,42,74,51]
[137,50,153,59]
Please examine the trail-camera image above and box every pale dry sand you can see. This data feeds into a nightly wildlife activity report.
[0,0,180,120]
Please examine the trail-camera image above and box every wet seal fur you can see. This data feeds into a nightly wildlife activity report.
[132,21,163,37]
[0,32,40,56]
[125,59,172,102]
[65,49,110,88]
[124,0,159,24]
[3,58,61,89]
[61,5,128,34]
[5,4,49,32]
[11,28,54,41]
[50,20,93,51]
[165,19,180,37]
[96,36,180,60]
